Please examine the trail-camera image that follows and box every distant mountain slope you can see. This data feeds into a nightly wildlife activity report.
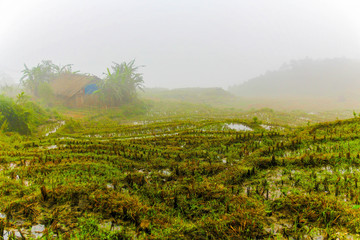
[142,87,237,106]
[230,58,360,97]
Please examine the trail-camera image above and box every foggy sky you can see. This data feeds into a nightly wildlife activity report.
[1,0,360,89]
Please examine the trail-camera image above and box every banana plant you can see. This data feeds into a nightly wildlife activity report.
[98,60,144,106]
[20,60,78,97]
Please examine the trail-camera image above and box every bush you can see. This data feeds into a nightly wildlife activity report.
[0,95,31,134]
[0,94,53,135]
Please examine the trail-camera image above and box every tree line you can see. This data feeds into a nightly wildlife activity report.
[20,60,144,107]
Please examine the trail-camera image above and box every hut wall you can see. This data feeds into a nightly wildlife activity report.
[66,89,85,108]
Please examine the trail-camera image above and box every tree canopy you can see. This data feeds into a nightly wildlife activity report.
[20,59,145,108]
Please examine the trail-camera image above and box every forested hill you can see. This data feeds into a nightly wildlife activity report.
[230,58,360,98]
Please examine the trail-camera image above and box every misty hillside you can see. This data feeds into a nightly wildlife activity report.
[230,58,360,98]
[0,71,15,86]
[142,87,236,106]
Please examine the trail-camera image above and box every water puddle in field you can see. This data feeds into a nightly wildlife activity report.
[261,124,272,130]
[3,230,25,240]
[0,213,41,240]
[321,166,333,174]
[59,137,75,140]
[133,121,148,125]
[45,121,65,137]
[261,124,285,131]
[264,217,293,236]
[47,145,58,150]
[38,144,67,150]
[9,163,16,169]
[0,223,55,240]
[31,224,45,238]
[224,123,252,131]
[161,169,171,176]
[86,132,180,140]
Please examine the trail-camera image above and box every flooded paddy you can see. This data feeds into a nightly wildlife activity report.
[223,123,253,131]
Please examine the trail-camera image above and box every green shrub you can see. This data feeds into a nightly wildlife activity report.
[0,94,53,135]
[0,95,31,134]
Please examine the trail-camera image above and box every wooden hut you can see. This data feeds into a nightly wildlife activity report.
[51,73,100,107]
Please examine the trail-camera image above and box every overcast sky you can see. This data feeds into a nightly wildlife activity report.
[1,0,360,89]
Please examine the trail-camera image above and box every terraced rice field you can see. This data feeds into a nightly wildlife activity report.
[1,110,360,239]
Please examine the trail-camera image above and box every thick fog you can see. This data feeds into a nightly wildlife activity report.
[1,0,360,88]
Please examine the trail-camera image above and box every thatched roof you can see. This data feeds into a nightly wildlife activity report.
[51,73,99,99]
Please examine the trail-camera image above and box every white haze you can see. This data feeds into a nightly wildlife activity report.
[1,0,360,89]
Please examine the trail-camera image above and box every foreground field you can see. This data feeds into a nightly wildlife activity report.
[0,106,360,239]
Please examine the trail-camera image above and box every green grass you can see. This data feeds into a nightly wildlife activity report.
[0,100,360,239]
